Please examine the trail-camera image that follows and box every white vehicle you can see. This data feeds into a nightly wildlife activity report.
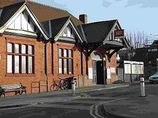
[149,72,158,84]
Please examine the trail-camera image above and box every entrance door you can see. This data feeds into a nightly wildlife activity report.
[96,61,104,84]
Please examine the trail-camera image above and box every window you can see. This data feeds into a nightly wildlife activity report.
[7,43,34,74]
[59,48,73,74]
[61,26,75,38]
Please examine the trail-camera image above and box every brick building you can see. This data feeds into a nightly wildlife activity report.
[0,0,129,95]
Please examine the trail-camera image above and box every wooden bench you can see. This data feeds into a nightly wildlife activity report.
[0,83,27,97]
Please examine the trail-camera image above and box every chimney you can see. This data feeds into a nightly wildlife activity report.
[79,14,87,24]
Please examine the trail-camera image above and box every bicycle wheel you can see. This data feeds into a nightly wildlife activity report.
[50,83,58,91]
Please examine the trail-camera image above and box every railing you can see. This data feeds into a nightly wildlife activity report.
[31,80,47,93]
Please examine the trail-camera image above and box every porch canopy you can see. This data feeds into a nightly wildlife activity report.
[77,19,130,60]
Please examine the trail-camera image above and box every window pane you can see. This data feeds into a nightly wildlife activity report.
[59,58,62,74]
[28,45,33,54]
[14,55,19,73]
[59,49,62,57]
[22,45,26,54]
[64,59,67,74]
[67,27,71,37]
[68,59,73,74]
[63,49,67,57]
[68,50,72,57]
[15,44,19,53]
[7,43,12,53]
[28,56,33,73]
[7,55,12,73]
[22,56,26,73]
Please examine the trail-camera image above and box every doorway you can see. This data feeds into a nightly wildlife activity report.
[92,52,106,85]
[96,61,104,84]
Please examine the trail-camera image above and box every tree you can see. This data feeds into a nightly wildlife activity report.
[126,31,149,49]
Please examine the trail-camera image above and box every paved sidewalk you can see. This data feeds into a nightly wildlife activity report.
[103,83,158,118]
[0,83,129,109]
[2,82,157,118]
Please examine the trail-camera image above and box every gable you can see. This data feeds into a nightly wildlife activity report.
[41,17,83,43]
[6,10,37,36]
[107,23,122,41]
[58,25,76,43]
[57,20,83,43]
[78,20,116,43]
[0,3,49,40]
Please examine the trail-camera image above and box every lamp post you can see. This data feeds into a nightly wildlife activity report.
[103,57,106,88]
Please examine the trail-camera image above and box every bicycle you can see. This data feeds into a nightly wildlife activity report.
[50,78,69,91]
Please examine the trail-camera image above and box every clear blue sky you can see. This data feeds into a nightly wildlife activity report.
[33,0,158,41]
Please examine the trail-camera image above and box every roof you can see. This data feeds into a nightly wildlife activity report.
[41,16,70,38]
[0,0,83,26]
[0,2,25,27]
[78,20,117,43]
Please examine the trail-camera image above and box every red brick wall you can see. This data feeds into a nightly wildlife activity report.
[0,35,47,95]
[106,50,118,84]
[0,34,117,97]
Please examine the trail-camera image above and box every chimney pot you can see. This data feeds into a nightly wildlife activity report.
[79,14,87,24]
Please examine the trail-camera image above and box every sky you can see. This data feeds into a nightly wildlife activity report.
[33,0,158,42]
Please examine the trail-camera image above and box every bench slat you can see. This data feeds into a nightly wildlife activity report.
[0,83,27,97]
[1,84,21,89]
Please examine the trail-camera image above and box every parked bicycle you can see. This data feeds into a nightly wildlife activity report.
[50,78,69,91]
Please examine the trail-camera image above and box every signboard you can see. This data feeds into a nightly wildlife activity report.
[107,68,111,79]
[88,68,93,79]
[110,67,116,73]
[114,29,124,38]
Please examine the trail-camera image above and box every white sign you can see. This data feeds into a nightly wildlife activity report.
[88,68,93,79]
[107,68,111,79]
[110,67,116,73]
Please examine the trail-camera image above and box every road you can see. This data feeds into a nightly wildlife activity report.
[0,83,157,118]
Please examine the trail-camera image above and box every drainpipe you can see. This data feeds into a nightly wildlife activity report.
[45,43,48,92]
[81,47,84,87]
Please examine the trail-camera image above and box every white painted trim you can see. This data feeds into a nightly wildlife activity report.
[69,21,83,43]
[103,21,122,45]
[54,18,83,42]
[0,4,26,33]
[5,29,37,37]
[80,25,87,43]
[25,6,49,40]
[0,4,49,40]
[54,19,69,41]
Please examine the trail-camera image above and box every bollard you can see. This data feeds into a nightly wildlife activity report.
[71,78,76,96]
[140,77,146,97]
